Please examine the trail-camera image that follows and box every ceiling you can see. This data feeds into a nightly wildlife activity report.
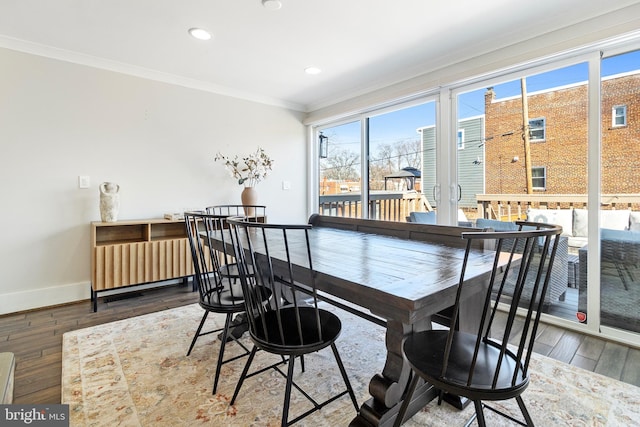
[1,0,639,112]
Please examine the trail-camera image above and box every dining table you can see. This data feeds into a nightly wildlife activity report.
[206,214,504,426]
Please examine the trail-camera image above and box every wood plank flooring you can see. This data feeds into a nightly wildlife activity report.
[0,282,638,405]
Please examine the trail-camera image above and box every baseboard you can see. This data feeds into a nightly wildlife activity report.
[0,278,189,315]
[0,282,91,315]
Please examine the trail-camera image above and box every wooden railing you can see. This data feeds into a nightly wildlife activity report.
[318,192,640,223]
[476,194,640,220]
[318,191,431,222]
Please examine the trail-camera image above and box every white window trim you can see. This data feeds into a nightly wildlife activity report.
[529,117,546,142]
[612,104,627,127]
[531,166,547,190]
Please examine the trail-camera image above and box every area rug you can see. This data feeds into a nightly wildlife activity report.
[62,303,640,426]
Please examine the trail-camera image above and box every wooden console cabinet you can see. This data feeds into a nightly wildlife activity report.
[90,218,193,311]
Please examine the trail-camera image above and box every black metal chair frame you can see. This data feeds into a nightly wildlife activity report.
[205,205,266,282]
[184,211,259,394]
[206,204,266,221]
[226,218,359,426]
[394,221,562,427]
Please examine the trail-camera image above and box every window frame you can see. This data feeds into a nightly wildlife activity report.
[529,117,546,142]
[612,104,627,127]
[531,166,547,190]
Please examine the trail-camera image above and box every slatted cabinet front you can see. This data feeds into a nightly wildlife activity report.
[91,219,193,291]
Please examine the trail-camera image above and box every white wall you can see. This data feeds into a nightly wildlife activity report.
[0,48,307,314]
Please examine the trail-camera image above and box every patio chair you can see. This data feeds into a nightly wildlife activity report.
[408,211,436,224]
[394,221,562,427]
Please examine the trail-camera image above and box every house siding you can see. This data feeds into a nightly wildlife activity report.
[420,116,485,208]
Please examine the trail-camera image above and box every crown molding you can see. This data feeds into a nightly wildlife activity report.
[0,35,305,112]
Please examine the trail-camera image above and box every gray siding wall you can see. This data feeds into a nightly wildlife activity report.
[421,126,437,207]
[420,116,485,208]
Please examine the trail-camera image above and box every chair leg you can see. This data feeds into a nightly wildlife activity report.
[516,396,534,426]
[330,343,359,410]
[281,356,296,427]
[472,400,487,427]
[187,310,210,356]
[212,313,233,394]
[393,372,419,427]
[230,346,258,405]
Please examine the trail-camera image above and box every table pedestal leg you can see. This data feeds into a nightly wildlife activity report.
[349,290,485,426]
[349,317,435,427]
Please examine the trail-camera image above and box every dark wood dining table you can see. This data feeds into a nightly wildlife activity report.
[207,214,503,426]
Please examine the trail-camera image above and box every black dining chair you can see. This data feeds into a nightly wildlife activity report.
[204,205,266,279]
[184,211,268,394]
[393,221,562,427]
[206,204,266,221]
[226,218,359,426]
[205,205,266,340]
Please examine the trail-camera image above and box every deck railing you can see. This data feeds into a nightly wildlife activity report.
[476,193,640,220]
[318,192,640,223]
[318,191,430,222]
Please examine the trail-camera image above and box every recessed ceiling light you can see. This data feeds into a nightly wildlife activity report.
[305,66,322,75]
[262,0,282,10]
[188,27,212,41]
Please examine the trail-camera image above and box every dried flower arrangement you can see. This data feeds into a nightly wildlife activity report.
[214,147,274,187]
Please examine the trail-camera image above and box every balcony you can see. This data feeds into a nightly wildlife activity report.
[476,193,640,334]
[318,191,430,222]
[475,193,640,220]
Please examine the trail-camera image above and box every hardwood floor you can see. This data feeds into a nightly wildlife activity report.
[1,282,638,405]
[0,282,199,404]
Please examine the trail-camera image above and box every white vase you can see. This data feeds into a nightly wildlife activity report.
[100,182,120,222]
[241,186,257,216]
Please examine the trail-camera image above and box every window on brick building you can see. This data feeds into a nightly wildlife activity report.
[529,118,546,141]
[612,105,627,127]
[457,129,465,149]
[532,166,546,190]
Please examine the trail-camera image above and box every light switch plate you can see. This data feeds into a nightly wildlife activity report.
[78,176,90,189]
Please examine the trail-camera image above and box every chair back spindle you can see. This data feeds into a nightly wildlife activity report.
[206,204,266,222]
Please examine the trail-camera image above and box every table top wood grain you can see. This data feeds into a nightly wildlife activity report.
[209,215,499,324]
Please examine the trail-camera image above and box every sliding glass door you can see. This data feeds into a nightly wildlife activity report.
[317,100,436,222]
[312,41,640,345]
[368,102,435,221]
[453,61,590,323]
[318,120,362,217]
[595,49,640,336]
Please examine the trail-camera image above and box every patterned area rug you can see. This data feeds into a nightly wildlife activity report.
[62,303,640,426]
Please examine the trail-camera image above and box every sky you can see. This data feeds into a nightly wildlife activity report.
[323,49,640,155]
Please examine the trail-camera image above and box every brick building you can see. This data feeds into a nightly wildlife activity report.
[484,71,640,195]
